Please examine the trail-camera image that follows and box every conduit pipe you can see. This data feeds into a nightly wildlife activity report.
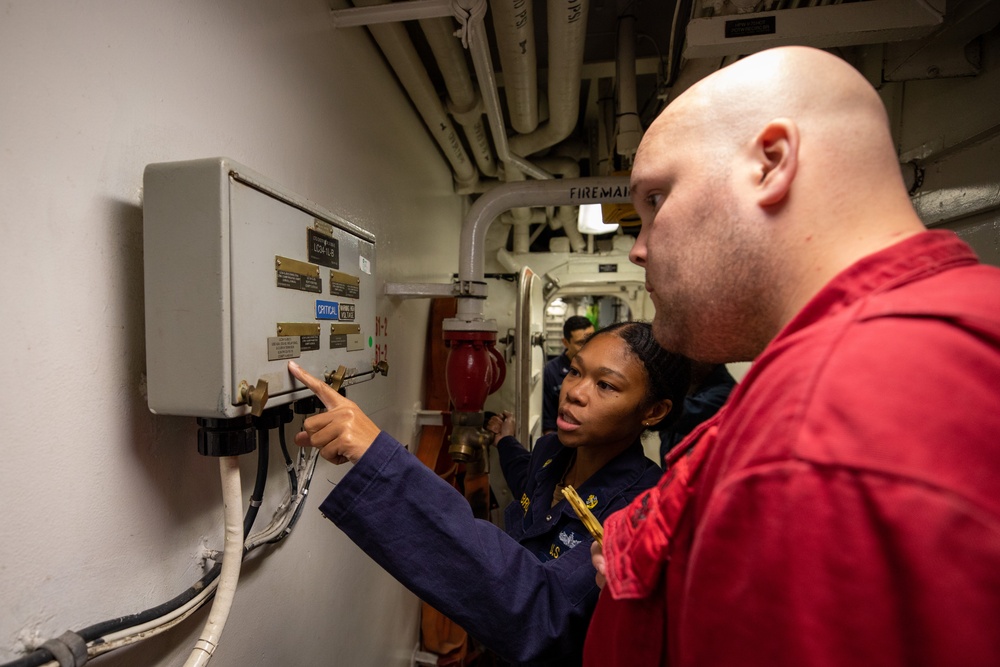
[508,0,590,157]
[420,17,498,177]
[500,209,547,253]
[352,0,479,191]
[460,0,553,181]
[615,9,643,160]
[455,175,630,322]
[183,457,243,667]
[490,0,539,134]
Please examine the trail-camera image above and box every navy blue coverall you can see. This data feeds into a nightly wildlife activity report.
[319,431,661,666]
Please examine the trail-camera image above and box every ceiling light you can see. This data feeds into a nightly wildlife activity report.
[577,204,619,235]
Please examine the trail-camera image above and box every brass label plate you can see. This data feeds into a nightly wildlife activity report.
[330,323,361,350]
[275,256,321,293]
[277,323,321,337]
[330,270,361,299]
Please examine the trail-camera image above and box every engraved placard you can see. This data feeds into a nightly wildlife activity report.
[307,228,339,269]
[330,270,361,299]
[275,256,322,293]
[267,336,301,361]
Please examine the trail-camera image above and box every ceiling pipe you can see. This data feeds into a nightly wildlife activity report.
[350,0,479,192]
[460,0,552,181]
[508,0,590,158]
[455,175,630,322]
[490,0,540,134]
[615,8,642,162]
[420,16,498,178]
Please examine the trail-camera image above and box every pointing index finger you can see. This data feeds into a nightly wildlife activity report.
[288,360,342,409]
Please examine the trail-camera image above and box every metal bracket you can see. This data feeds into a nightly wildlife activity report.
[384,281,488,299]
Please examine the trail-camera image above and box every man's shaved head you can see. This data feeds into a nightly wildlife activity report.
[629,47,924,362]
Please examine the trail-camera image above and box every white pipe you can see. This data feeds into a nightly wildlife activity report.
[500,209,546,253]
[456,175,631,321]
[490,0,539,133]
[508,0,590,157]
[420,17,498,177]
[615,10,642,160]
[331,0,452,26]
[354,0,479,191]
[183,456,244,667]
[462,0,552,181]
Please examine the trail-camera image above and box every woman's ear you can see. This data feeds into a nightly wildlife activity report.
[642,399,672,428]
[753,118,799,208]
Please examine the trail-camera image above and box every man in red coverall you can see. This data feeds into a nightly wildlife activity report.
[585,45,1000,667]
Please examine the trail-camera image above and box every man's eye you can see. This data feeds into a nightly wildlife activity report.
[645,193,664,210]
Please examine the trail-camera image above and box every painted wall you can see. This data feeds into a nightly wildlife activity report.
[0,1,463,665]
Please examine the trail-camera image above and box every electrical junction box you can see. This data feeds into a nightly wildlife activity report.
[143,157,377,418]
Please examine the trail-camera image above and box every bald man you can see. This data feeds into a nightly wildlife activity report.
[584,47,1000,666]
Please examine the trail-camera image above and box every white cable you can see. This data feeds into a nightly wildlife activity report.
[183,456,244,667]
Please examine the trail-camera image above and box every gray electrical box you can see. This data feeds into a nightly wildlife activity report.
[143,158,376,418]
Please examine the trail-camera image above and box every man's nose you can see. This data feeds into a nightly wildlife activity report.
[629,225,648,266]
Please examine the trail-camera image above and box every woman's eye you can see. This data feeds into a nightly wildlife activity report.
[597,381,616,391]
[567,367,581,377]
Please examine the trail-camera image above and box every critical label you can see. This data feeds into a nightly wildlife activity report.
[315,300,340,320]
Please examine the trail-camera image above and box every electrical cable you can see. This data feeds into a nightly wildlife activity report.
[243,427,270,539]
[182,455,244,667]
[1,417,318,667]
[277,419,298,497]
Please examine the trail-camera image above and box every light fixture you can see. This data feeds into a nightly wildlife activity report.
[577,203,619,235]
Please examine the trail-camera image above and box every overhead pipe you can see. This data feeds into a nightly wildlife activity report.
[507,0,590,158]
[460,0,553,181]
[490,0,539,134]
[453,175,630,322]
[420,16,498,178]
[352,0,479,191]
[615,8,642,161]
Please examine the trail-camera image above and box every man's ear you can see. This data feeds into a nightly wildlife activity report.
[753,118,799,208]
[642,399,672,428]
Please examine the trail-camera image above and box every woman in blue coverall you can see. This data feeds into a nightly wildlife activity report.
[287,321,690,666]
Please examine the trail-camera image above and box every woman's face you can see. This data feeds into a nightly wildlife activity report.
[556,333,653,450]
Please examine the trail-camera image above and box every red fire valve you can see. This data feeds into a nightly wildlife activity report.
[443,330,506,413]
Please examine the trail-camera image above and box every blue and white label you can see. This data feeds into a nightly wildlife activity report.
[315,300,340,320]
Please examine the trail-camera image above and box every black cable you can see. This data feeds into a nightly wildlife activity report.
[278,418,298,497]
[243,427,270,539]
[1,648,52,667]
